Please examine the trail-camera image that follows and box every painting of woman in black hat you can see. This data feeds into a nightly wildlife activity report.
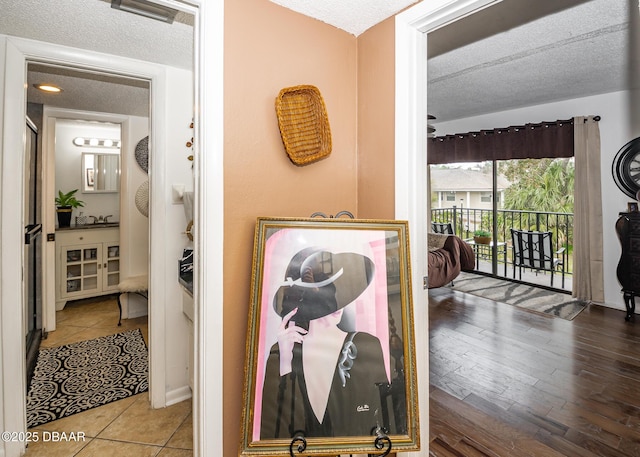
[240,220,419,456]
[258,246,389,439]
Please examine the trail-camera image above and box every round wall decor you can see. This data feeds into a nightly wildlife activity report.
[135,180,149,217]
[612,137,640,199]
[135,136,149,173]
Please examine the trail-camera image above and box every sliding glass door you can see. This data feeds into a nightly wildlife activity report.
[430,157,573,291]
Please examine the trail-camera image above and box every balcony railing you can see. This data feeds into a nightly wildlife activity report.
[431,206,574,277]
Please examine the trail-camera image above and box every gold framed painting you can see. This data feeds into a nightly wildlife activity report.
[240,217,420,456]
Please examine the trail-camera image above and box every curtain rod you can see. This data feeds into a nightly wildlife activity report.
[431,116,601,141]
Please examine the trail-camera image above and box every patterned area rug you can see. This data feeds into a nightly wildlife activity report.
[449,272,588,320]
[26,329,148,428]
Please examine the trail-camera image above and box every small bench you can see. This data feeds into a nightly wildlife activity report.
[116,275,148,326]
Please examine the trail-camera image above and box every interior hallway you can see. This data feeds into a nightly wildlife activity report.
[25,296,193,457]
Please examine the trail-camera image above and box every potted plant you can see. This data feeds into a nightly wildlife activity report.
[55,189,84,228]
[473,229,492,245]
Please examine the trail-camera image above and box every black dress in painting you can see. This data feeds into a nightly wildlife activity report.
[260,331,388,439]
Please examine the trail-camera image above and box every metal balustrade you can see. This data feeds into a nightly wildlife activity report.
[431,206,574,288]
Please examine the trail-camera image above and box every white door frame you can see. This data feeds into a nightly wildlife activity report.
[1,36,169,455]
[190,1,225,456]
[394,1,502,454]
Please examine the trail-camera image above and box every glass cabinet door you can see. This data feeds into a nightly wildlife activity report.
[61,243,102,297]
[82,247,99,292]
[104,243,120,290]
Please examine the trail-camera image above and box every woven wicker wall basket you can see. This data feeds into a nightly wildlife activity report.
[275,85,332,166]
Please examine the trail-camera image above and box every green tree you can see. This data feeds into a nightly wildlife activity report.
[499,158,574,249]
[500,158,574,213]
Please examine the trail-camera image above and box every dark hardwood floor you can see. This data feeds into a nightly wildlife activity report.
[429,287,640,456]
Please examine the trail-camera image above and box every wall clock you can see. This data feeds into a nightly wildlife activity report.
[612,137,640,199]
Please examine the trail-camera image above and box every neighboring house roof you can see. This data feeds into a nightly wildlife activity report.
[430,167,510,192]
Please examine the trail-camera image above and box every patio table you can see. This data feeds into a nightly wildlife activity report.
[466,240,508,276]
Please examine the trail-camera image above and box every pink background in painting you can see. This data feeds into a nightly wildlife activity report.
[251,228,392,440]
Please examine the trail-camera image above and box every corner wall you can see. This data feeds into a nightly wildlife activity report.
[357,16,397,220]
[223,1,357,454]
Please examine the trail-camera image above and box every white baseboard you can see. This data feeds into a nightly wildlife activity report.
[166,385,192,406]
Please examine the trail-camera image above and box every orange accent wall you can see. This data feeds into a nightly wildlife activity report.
[357,16,396,219]
[223,1,358,453]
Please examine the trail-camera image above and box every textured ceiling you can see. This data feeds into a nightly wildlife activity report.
[1,0,194,117]
[0,0,635,122]
[268,0,418,36]
[27,64,151,117]
[428,0,635,122]
[1,0,194,69]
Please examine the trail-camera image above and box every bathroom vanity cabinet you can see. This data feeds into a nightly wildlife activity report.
[56,226,119,309]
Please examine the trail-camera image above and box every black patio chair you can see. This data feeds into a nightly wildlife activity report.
[431,222,454,235]
[510,229,566,288]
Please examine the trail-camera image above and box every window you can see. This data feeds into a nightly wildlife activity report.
[445,191,455,202]
[480,192,501,203]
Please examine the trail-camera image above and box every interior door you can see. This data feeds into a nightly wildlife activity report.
[24,117,43,386]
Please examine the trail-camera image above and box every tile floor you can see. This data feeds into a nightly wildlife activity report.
[25,295,193,457]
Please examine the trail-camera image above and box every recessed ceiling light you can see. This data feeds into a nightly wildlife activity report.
[33,83,62,93]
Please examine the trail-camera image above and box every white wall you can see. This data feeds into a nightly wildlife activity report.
[54,120,120,225]
[122,116,149,275]
[434,90,637,311]
[160,66,194,401]
[120,115,149,319]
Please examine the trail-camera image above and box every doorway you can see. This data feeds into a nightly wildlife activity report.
[394,0,506,450]
[30,63,151,332]
[2,1,225,455]
[429,157,574,291]
[0,35,179,456]
[25,62,161,453]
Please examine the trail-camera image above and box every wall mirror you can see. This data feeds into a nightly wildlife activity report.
[82,152,120,193]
